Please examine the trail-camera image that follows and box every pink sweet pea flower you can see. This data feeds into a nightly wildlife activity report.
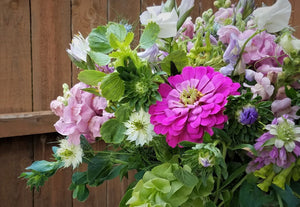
[215,8,234,24]
[217,25,241,45]
[244,72,274,101]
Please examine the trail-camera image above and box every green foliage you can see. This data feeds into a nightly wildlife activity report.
[68,53,88,70]
[19,158,64,191]
[117,58,161,111]
[140,22,160,49]
[88,26,112,53]
[88,51,110,66]
[100,72,125,101]
[161,50,188,75]
[77,70,106,86]
[224,91,273,146]
[126,163,197,207]
[100,119,126,144]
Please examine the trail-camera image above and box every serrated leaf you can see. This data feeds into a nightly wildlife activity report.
[78,70,106,86]
[100,119,126,144]
[81,88,100,96]
[124,32,134,46]
[109,33,121,49]
[107,23,127,42]
[72,172,88,185]
[140,22,160,49]
[115,104,132,122]
[100,72,125,101]
[88,51,110,66]
[87,154,111,185]
[88,26,112,53]
[161,50,188,75]
[174,168,198,188]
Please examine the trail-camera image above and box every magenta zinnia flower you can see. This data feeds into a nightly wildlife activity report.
[149,66,240,147]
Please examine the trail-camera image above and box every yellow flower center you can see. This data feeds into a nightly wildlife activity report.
[180,86,204,105]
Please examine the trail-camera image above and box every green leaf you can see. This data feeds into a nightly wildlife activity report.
[107,23,127,42]
[162,0,175,12]
[26,160,56,173]
[72,172,88,185]
[229,144,258,156]
[239,180,275,207]
[140,22,160,49]
[78,70,106,86]
[273,185,300,207]
[88,51,110,66]
[87,154,111,185]
[100,72,125,101]
[178,141,196,148]
[86,54,96,70]
[174,168,198,188]
[177,7,194,30]
[115,104,132,122]
[88,26,112,53]
[161,50,188,75]
[81,88,100,96]
[124,32,134,46]
[108,33,121,49]
[100,119,126,144]
[119,188,133,207]
[68,53,88,69]
[73,184,89,202]
[219,164,247,191]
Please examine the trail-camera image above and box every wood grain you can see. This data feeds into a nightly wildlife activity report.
[0,111,57,138]
[0,136,33,207]
[31,0,71,111]
[33,134,73,207]
[109,0,140,47]
[71,0,108,86]
[0,0,32,113]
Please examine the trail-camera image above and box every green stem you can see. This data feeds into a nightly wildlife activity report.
[110,158,128,165]
[231,174,248,193]
[276,190,284,207]
[231,29,265,76]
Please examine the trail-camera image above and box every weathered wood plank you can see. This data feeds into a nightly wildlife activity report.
[0,136,33,207]
[291,0,300,38]
[0,0,32,113]
[31,0,71,111]
[33,134,73,207]
[0,111,57,138]
[71,0,108,86]
[109,0,140,47]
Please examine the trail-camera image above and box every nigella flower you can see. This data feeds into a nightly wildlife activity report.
[56,139,83,169]
[149,66,240,147]
[239,106,259,125]
[124,110,155,146]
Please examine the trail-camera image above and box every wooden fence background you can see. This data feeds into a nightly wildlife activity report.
[0,0,299,206]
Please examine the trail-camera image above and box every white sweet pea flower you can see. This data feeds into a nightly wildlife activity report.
[140,5,179,38]
[279,33,300,53]
[253,0,291,33]
[67,32,90,62]
[178,0,194,19]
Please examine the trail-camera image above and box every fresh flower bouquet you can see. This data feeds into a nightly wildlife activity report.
[20,0,300,206]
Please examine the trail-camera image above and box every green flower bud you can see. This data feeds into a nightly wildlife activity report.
[257,171,276,192]
[254,164,273,179]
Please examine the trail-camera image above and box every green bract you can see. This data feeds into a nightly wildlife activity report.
[126,163,197,207]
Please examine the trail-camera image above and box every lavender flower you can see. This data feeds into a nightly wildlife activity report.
[247,116,300,173]
[239,106,258,125]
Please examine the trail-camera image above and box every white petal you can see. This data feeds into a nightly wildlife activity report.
[275,139,284,148]
[178,0,194,19]
[253,0,291,33]
[285,141,295,152]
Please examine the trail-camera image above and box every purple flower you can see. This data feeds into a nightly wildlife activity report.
[239,106,258,125]
[247,116,300,172]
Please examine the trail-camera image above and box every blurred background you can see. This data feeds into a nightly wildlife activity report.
[0,0,299,206]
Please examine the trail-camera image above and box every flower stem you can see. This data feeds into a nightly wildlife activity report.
[232,29,265,76]
[276,190,284,207]
[231,173,248,193]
